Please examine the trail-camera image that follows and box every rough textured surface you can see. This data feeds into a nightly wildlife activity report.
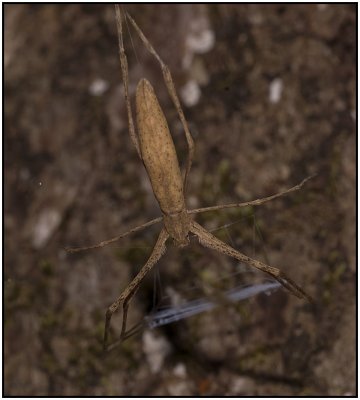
[4,4,356,396]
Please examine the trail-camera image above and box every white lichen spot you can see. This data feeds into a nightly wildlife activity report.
[186,28,215,55]
[269,78,283,104]
[183,16,215,69]
[89,78,109,96]
[142,331,171,374]
[173,363,187,378]
[32,208,61,249]
[180,80,201,107]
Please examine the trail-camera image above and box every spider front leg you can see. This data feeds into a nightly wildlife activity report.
[125,11,195,194]
[104,229,168,351]
[114,5,141,159]
[190,221,313,303]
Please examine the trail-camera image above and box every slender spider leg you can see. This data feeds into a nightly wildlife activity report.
[106,320,145,352]
[67,8,166,255]
[189,175,314,215]
[190,221,313,303]
[125,11,195,195]
[115,5,141,159]
[103,228,168,351]
[65,217,162,253]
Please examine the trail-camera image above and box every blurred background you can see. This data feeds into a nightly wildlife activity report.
[4,4,356,396]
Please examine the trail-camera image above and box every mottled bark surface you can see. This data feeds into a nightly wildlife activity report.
[4,4,355,396]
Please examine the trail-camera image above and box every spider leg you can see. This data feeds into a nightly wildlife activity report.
[114,5,142,159]
[106,320,145,351]
[190,221,313,303]
[125,11,195,196]
[103,228,168,351]
[65,217,162,253]
[189,176,315,215]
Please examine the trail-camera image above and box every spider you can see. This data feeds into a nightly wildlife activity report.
[67,6,313,351]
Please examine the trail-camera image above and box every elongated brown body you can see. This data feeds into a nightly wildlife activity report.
[136,79,191,246]
[136,78,185,214]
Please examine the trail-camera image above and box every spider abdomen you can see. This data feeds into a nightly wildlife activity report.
[136,78,186,215]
